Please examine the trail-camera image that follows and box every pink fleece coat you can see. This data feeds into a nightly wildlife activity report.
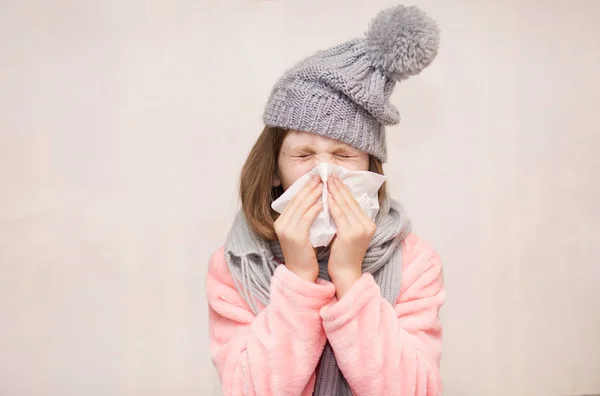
[206,233,446,396]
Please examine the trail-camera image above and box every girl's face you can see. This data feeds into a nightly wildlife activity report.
[274,130,370,190]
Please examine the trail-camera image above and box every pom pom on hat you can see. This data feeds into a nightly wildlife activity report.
[365,5,440,81]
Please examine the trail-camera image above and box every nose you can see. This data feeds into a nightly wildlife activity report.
[312,153,336,165]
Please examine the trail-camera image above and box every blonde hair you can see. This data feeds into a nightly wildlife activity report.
[239,126,388,240]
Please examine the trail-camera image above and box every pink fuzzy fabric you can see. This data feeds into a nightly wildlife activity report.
[206,234,446,395]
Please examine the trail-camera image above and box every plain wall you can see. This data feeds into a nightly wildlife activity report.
[1,0,599,395]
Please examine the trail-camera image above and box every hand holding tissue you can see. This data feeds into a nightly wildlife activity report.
[271,163,386,247]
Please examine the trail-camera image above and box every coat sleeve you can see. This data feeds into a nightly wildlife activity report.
[206,247,336,396]
[320,234,446,396]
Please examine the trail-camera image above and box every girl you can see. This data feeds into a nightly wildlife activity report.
[206,5,445,396]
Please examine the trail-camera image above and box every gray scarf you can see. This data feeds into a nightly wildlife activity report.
[224,197,411,395]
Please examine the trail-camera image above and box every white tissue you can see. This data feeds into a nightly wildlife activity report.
[271,162,387,247]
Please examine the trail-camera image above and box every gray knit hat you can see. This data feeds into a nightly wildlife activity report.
[262,5,440,163]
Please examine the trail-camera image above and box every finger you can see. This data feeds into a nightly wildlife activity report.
[330,174,370,224]
[331,174,361,210]
[328,192,350,229]
[279,175,321,223]
[289,175,321,208]
[298,199,323,234]
[289,181,323,227]
[336,177,373,226]
[328,175,358,224]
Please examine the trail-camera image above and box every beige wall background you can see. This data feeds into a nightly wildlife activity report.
[1,0,599,395]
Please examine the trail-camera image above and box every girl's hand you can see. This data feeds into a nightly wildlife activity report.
[274,175,323,283]
[327,173,376,297]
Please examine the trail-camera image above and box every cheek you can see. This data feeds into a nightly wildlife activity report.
[337,155,370,171]
[278,161,315,190]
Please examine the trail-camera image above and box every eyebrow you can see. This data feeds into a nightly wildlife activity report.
[286,144,357,152]
[285,145,312,151]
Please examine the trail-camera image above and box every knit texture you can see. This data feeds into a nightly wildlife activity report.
[262,5,440,162]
